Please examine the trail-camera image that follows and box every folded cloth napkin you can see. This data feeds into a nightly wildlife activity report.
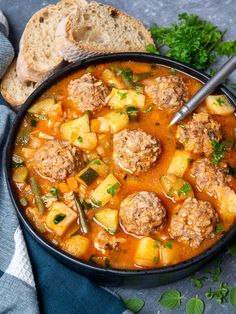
[0,12,129,314]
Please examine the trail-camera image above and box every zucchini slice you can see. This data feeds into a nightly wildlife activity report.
[94,208,119,234]
[78,167,99,186]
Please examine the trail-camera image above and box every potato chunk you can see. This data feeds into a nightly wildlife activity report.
[167,150,192,177]
[60,114,90,142]
[73,133,97,151]
[94,208,119,234]
[134,237,159,267]
[28,98,62,116]
[105,111,129,133]
[63,235,90,258]
[107,88,145,110]
[13,167,28,183]
[216,186,236,217]
[101,69,125,89]
[206,95,235,116]
[90,174,120,207]
[159,245,177,266]
[46,202,77,236]
[160,174,194,201]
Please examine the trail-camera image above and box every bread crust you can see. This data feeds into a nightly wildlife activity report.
[17,0,87,83]
[55,2,154,62]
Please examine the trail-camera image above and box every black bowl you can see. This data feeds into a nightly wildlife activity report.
[4,53,236,288]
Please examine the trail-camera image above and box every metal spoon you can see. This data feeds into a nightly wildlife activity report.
[169,54,236,126]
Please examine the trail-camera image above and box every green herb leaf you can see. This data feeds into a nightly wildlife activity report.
[105,258,110,268]
[149,13,235,71]
[205,282,228,304]
[227,241,236,256]
[178,183,192,196]
[154,239,162,248]
[124,298,145,313]
[215,222,224,234]
[107,183,120,196]
[81,200,92,210]
[230,286,236,306]
[211,265,222,282]
[191,276,208,289]
[126,106,138,121]
[159,289,181,309]
[211,140,225,164]
[153,256,159,264]
[170,68,177,74]
[31,119,37,127]
[50,186,58,196]
[227,163,236,176]
[77,136,83,143]
[92,159,101,165]
[141,104,155,113]
[54,213,66,224]
[186,296,204,314]
[163,239,174,249]
[117,90,128,100]
[145,43,159,54]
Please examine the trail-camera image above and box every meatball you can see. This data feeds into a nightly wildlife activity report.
[191,157,231,196]
[176,112,222,155]
[113,129,161,175]
[35,140,84,181]
[68,73,109,112]
[170,198,219,247]
[119,191,167,236]
[145,75,188,111]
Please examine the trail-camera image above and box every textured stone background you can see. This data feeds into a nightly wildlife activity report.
[1,0,236,313]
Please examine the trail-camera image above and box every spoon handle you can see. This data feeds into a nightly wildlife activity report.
[170,54,236,126]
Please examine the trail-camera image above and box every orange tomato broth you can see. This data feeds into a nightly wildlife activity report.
[12,61,236,270]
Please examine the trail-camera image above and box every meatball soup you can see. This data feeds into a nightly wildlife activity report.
[12,61,236,269]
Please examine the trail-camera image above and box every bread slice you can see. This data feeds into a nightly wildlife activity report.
[1,60,37,108]
[16,0,87,83]
[55,1,154,63]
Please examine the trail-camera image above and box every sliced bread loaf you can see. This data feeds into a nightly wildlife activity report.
[16,0,87,83]
[1,60,37,107]
[55,1,154,63]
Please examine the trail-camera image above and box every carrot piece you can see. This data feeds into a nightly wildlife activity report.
[90,119,101,133]
[58,182,70,193]
[66,177,78,191]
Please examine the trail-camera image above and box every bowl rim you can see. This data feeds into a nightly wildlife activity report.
[4,52,236,276]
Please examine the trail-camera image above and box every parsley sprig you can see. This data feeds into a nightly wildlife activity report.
[147,13,236,71]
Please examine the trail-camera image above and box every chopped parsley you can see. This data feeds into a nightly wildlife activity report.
[54,213,66,224]
[170,68,177,74]
[163,239,174,249]
[141,104,155,113]
[191,276,208,289]
[105,258,110,268]
[117,90,128,100]
[92,159,101,165]
[81,200,92,210]
[31,119,37,127]
[178,183,192,196]
[215,222,224,234]
[145,43,159,54]
[211,140,225,164]
[154,239,162,248]
[227,163,236,176]
[107,183,120,196]
[50,186,58,196]
[126,106,138,121]
[205,282,228,304]
[148,13,236,71]
[153,256,159,264]
[77,136,83,143]
[215,97,225,106]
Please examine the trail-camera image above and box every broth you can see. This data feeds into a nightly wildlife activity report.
[12,61,236,269]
